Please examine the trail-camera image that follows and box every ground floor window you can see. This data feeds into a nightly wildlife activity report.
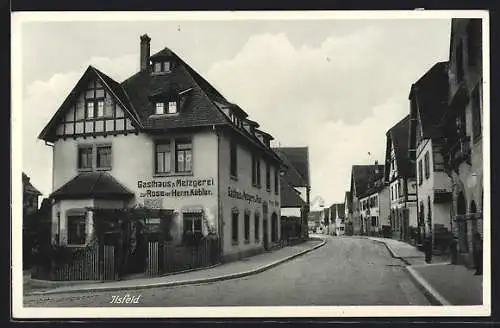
[232,210,239,244]
[183,213,202,243]
[67,214,86,246]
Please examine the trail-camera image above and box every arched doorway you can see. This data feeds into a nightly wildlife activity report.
[457,192,468,253]
[271,212,278,243]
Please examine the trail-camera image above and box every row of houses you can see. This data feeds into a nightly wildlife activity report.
[26,34,311,280]
[344,18,484,268]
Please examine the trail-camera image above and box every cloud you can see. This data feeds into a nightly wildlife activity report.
[204,29,441,204]
[21,54,136,196]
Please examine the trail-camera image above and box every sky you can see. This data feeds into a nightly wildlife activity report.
[18,14,452,206]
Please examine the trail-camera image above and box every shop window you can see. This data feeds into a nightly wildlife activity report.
[96,145,112,169]
[78,146,93,170]
[244,211,250,242]
[424,151,430,180]
[175,139,192,173]
[67,214,86,246]
[254,212,260,241]
[231,210,239,244]
[230,139,238,178]
[155,142,172,174]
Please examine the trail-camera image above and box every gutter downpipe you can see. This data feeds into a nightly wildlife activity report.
[214,125,224,262]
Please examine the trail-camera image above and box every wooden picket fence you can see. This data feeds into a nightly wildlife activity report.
[146,239,219,277]
[53,245,117,281]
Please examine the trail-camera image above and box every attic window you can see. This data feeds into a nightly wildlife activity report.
[155,102,164,115]
[153,61,171,73]
[155,101,178,115]
[168,101,177,114]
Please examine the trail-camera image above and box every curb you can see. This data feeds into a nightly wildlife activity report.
[362,237,451,306]
[28,239,326,296]
[365,238,411,266]
[404,266,451,306]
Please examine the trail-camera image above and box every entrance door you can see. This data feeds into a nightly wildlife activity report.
[124,220,146,274]
[457,192,468,253]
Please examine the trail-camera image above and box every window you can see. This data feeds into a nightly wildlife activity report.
[155,102,164,115]
[371,216,377,227]
[424,151,430,180]
[183,213,202,243]
[418,159,423,185]
[254,213,260,241]
[154,62,162,73]
[398,180,402,197]
[164,61,171,72]
[252,155,261,187]
[86,100,104,119]
[175,139,192,173]
[67,214,86,245]
[266,163,271,191]
[467,20,482,67]
[471,86,482,142]
[244,212,250,242]
[274,167,279,194]
[155,142,172,174]
[86,102,95,118]
[96,145,112,169]
[456,41,464,82]
[230,139,238,178]
[168,101,177,114]
[232,210,239,243]
[78,146,93,170]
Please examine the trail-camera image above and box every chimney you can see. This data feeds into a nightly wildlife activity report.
[140,34,151,72]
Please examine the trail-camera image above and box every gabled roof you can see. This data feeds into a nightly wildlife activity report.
[38,66,142,141]
[409,62,449,139]
[23,172,42,196]
[50,172,134,201]
[351,164,385,198]
[329,203,345,219]
[280,178,307,208]
[384,115,413,180]
[272,147,310,187]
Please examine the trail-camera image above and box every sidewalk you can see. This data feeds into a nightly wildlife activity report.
[365,236,483,305]
[26,237,325,296]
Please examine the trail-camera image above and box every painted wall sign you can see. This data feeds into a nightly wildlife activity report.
[227,186,262,204]
[138,178,215,198]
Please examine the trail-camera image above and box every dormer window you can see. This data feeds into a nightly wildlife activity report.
[152,61,171,74]
[168,101,177,114]
[155,100,178,115]
[155,102,164,115]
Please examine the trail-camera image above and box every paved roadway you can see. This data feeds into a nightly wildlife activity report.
[24,236,430,307]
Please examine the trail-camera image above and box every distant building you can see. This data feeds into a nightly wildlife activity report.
[344,191,353,235]
[384,116,418,242]
[408,61,453,248]
[23,172,42,216]
[358,165,389,237]
[273,147,311,239]
[349,164,385,235]
[439,18,483,267]
[329,203,345,236]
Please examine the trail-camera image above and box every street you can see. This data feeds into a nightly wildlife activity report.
[24,236,430,307]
